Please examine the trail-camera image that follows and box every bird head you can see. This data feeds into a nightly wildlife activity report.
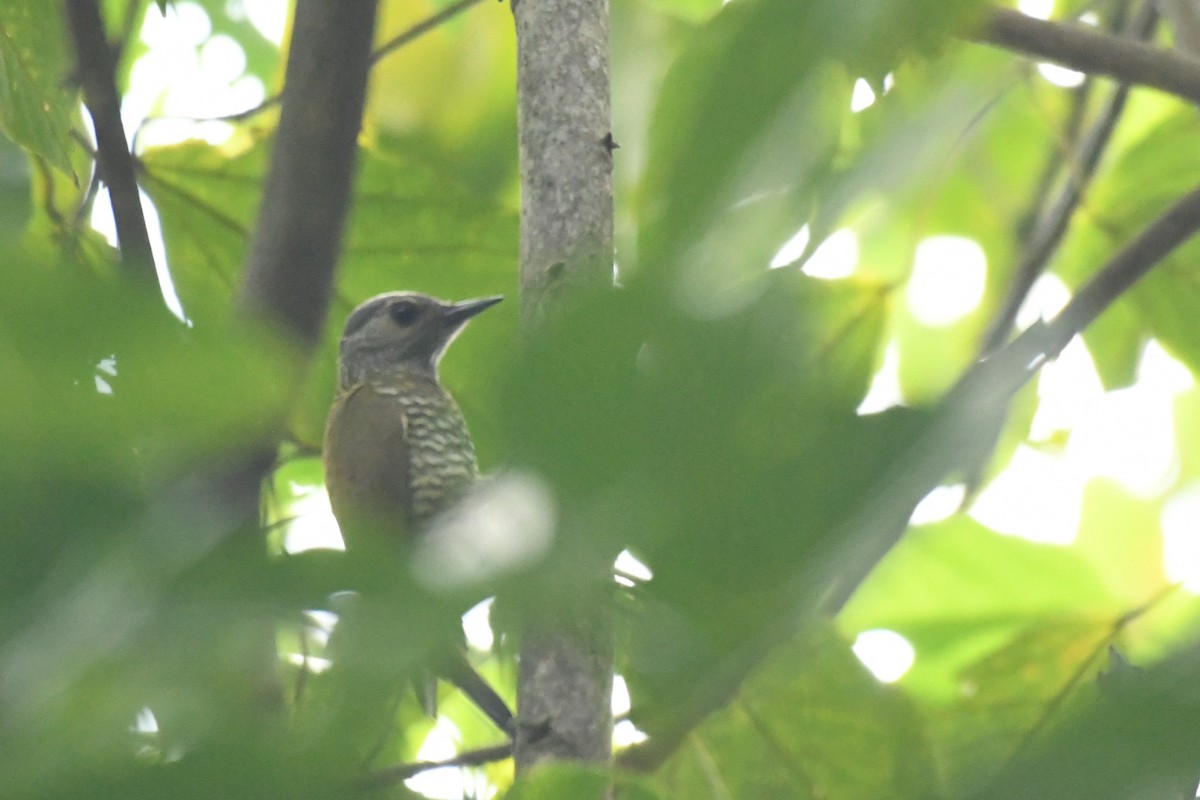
[336,292,502,389]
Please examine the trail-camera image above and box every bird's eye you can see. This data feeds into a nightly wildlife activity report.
[389,301,420,326]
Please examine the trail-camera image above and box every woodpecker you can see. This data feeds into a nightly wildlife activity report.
[323,291,512,733]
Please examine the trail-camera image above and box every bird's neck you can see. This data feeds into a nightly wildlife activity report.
[339,357,439,393]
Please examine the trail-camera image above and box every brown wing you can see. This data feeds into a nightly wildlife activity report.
[323,383,413,553]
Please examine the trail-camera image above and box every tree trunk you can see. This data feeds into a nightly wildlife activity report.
[512,0,615,775]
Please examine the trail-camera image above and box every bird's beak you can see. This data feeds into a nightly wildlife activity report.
[444,295,503,325]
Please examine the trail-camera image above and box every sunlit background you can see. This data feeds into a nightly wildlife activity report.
[88,1,1200,795]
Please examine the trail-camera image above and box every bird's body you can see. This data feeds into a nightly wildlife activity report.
[323,291,511,733]
[325,371,477,547]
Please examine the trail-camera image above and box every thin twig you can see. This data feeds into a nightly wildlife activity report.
[1017,77,1092,246]
[63,0,157,283]
[74,169,103,229]
[357,743,513,790]
[202,0,486,125]
[371,0,486,65]
[980,1,1159,355]
[968,6,1200,104]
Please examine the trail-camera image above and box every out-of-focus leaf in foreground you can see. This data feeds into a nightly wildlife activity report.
[638,0,984,282]
[493,266,912,747]
[0,262,305,798]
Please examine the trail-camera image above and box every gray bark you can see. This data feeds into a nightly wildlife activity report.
[515,0,615,327]
[512,0,616,776]
[970,7,1200,105]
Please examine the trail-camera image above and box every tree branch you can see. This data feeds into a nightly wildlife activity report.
[357,743,512,790]
[980,1,1158,355]
[238,0,379,347]
[64,0,156,284]
[967,6,1200,104]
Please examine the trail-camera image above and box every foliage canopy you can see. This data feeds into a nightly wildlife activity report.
[4,0,1200,798]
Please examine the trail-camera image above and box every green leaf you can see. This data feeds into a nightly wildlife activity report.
[1081,299,1143,390]
[139,139,265,321]
[0,255,313,799]
[507,764,614,800]
[652,624,937,800]
[141,136,517,322]
[839,513,1145,794]
[0,129,31,237]
[930,615,1113,794]
[639,0,722,24]
[1057,110,1200,377]
[499,267,888,559]
[0,0,79,176]
[1073,480,1169,607]
[970,646,1200,800]
[840,516,1123,701]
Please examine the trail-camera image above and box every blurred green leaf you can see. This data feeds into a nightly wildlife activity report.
[139,139,264,321]
[640,0,721,24]
[1082,299,1143,390]
[0,0,78,177]
[507,764,614,800]
[369,0,519,196]
[0,256,314,799]
[1073,479,1168,607]
[843,515,1121,627]
[841,516,1123,697]
[1057,110,1200,377]
[652,624,937,800]
[969,645,1200,800]
[0,129,31,237]
[499,267,888,557]
[496,270,904,746]
[932,615,1113,795]
[638,0,985,279]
